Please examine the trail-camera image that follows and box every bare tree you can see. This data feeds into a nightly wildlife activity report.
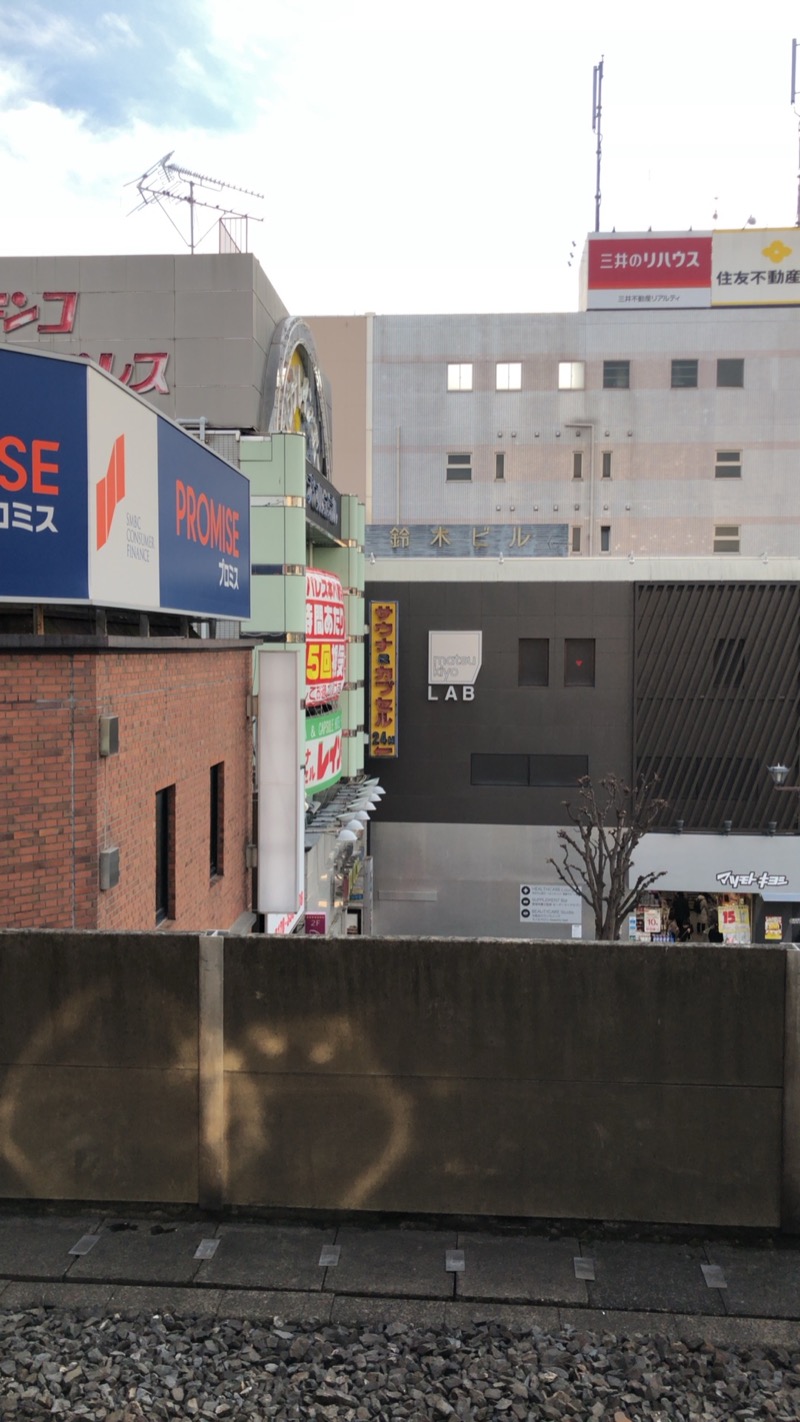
[548,774,669,941]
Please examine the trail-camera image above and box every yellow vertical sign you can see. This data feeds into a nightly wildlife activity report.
[369,601,398,758]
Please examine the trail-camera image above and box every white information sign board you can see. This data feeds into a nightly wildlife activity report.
[520,883,582,924]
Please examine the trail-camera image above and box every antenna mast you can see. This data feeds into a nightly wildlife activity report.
[592,57,604,233]
[792,41,800,226]
[127,153,264,253]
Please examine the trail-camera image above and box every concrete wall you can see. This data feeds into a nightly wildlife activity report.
[0,931,795,1229]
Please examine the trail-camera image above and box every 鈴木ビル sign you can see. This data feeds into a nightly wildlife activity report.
[0,346,250,618]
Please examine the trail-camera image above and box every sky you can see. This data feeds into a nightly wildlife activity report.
[1,0,800,316]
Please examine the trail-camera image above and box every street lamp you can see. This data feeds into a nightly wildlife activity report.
[768,764,800,790]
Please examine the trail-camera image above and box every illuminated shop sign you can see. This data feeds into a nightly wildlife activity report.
[427,630,482,702]
[305,568,346,706]
[0,347,250,618]
[305,708,343,792]
[305,463,341,539]
[369,601,398,758]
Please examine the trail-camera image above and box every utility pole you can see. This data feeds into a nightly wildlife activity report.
[792,41,800,226]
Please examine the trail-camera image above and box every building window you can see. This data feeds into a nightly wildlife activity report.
[714,524,740,553]
[496,362,521,391]
[529,754,589,786]
[671,358,698,388]
[573,451,583,480]
[447,362,473,391]
[155,784,175,925]
[715,450,741,478]
[603,359,630,389]
[571,526,582,553]
[600,525,611,553]
[713,639,745,688]
[558,360,585,390]
[446,453,472,481]
[717,358,744,388]
[495,452,505,481]
[519,638,549,686]
[471,753,529,786]
[602,451,612,479]
[470,752,588,787]
[565,638,595,687]
[210,762,224,878]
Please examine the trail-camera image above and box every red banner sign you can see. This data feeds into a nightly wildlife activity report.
[587,235,712,290]
[305,568,346,706]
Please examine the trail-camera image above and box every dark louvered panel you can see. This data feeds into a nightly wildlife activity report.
[634,584,800,832]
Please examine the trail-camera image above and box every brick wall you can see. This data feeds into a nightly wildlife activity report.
[0,653,98,929]
[1,642,253,932]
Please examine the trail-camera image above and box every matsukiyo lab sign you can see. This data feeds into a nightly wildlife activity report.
[0,347,250,618]
[427,630,482,702]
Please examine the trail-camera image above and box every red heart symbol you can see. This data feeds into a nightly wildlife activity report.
[575,659,583,666]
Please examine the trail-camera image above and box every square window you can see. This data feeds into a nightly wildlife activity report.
[447,362,473,391]
[715,450,741,478]
[446,452,472,481]
[495,452,505,481]
[558,360,585,390]
[565,638,595,687]
[496,361,521,390]
[671,358,698,388]
[602,450,612,479]
[603,359,630,389]
[713,524,740,553]
[519,638,549,686]
[717,358,744,388]
[573,451,583,480]
[571,526,582,553]
[600,525,611,553]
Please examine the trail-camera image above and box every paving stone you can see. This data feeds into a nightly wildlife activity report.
[0,1215,103,1279]
[332,1226,456,1298]
[455,1233,588,1304]
[68,1219,211,1284]
[330,1293,447,1328]
[195,1222,334,1291]
[446,1300,561,1331]
[216,1288,332,1323]
[705,1243,800,1318]
[587,1239,726,1315]
[107,1285,224,1316]
[0,1279,114,1309]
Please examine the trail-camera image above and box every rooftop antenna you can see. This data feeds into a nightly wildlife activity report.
[126,153,264,254]
[792,42,800,225]
[592,56,604,233]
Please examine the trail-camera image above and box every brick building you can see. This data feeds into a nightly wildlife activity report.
[1,642,252,931]
[0,345,254,933]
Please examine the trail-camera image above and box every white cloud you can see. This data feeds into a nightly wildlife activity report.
[0,0,799,313]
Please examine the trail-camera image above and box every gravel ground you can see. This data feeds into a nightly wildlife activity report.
[1,1307,800,1421]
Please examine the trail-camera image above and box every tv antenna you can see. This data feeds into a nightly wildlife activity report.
[592,57,604,233]
[127,152,264,254]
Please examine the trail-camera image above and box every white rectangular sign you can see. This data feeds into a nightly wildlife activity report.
[520,883,582,924]
[428,630,482,685]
